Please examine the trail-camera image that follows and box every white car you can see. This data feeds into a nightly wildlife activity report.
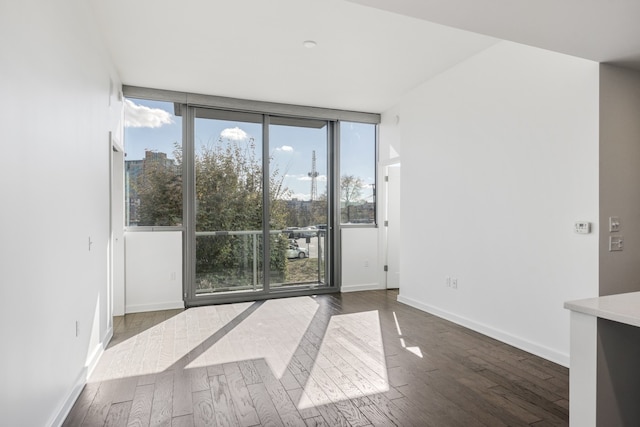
[286,245,308,259]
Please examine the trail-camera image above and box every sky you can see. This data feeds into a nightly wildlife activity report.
[124,98,375,201]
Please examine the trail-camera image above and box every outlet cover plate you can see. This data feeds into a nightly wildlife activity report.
[609,235,624,252]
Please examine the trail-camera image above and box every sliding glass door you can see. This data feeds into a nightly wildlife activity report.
[192,109,265,296]
[187,109,333,303]
[269,117,329,289]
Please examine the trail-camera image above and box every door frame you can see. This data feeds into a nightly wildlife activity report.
[382,161,401,290]
[109,131,126,317]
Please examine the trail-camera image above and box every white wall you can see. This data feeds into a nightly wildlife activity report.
[125,231,184,313]
[389,41,600,365]
[341,227,381,292]
[0,1,122,425]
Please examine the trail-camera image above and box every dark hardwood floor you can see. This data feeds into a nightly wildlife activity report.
[63,290,568,426]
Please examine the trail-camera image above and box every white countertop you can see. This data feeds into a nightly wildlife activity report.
[565,291,640,327]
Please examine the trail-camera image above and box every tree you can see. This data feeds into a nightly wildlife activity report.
[310,193,328,226]
[135,136,291,290]
[341,174,364,223]
[135,149,182,226]
[194,136,289,289]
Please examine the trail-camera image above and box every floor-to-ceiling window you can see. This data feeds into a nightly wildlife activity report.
[268,117,330,289]
[123,87,379,306]
[192,109,265,296]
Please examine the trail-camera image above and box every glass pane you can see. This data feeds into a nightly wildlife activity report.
[124,98,183,227]
[269,118,328,288]
[340,122,376,224]
[194,111,264,294]
[195,234,263,294]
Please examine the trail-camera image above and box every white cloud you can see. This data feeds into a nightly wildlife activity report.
[220,127,249,141]
[276,145,294,152]
[124,99,174,128]
[298,174,327,182]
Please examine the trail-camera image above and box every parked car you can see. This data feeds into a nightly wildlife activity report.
[299,226,317,238]
[285,227,301,239]
[286,244,308,259]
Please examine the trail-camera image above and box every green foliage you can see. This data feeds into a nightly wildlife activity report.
[195,138,263,233]
[193,136,289,289]
[136,152,182,226]
[134,136,321,291]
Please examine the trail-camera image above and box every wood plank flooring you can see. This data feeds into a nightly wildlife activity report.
[64,290,568,426]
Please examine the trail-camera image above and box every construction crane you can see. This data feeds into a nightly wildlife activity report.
[308,150,319,201]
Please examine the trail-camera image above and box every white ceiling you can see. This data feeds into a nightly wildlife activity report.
[348,0,640,69]
[89,0,640,114]
[89,0,497,113]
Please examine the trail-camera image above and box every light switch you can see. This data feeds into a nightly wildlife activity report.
[609,217,621,232]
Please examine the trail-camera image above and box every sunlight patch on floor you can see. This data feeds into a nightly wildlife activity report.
[186,297,318,378]
[394,311,423,359]
[298,310,387,409]
[96,297,318,381]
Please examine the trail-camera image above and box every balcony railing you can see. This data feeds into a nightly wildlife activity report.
[194,229,326,295]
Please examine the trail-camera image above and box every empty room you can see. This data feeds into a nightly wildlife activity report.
[3,0,640,426]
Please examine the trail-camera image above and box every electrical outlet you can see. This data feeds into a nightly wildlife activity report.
[609,236,624,252]
[364,260,369,268]
[451,278,458,289]
[445,276,451,287]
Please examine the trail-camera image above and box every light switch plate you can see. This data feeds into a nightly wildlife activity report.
[609,217,621,232]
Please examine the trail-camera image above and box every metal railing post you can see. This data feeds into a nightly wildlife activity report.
[253,232,258,291]
[317,233,322,284]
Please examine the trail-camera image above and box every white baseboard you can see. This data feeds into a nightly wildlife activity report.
[126,300,184,314]
[49,368,88,427]
[87,326,113,377]
[397,294,569,367]
[341,283,384,293]
[49,326,114,427]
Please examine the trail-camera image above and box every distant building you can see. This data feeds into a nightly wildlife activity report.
[125,151,177,226]
[286,198,313,212]
[341,201,375,224]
